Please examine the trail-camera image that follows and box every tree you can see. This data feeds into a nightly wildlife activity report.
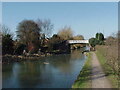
[16,20,41,53]
[40,33,46,46]
[96,33,104,41]
[36,19,53,38]
[48,34,63,51]
[58,26,73,40]
[95,32,105,45]
[96,33,99,40]
[2,25,14,38]
[2,35,14,55]
[2,26,14,55]
[71,35,85,49]
[72,35,84,40]
[13,41,26,55]
[106,36,116,46]
[89,38,99,47]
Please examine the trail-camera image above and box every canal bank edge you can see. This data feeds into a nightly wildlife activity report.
[72,49,118,88]
[72,52,92,88]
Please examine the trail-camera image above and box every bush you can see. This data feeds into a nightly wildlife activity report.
[89,33,105,47]
[14,43,26,55]
[99,41,104,45]
[2,34,14,55]
[89,38,99,47]
[48,34,63,51]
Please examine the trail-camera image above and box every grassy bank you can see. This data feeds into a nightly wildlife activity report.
[95,46,118,88]
[72,52,92,88]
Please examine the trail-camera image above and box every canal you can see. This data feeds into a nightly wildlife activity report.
[2,49,87,88]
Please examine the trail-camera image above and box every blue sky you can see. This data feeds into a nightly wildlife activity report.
[2,2,118,39]
[0,2,2,24]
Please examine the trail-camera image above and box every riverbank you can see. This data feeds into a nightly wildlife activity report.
[2,53,52,64]
[2,51,73,64]
[72,52,92,88]
[2,48,87,64]
[72,48,117,88]
[95,47,118,88]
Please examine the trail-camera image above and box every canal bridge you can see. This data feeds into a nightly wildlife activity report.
[65,40,89,52]
[67,40,89,44]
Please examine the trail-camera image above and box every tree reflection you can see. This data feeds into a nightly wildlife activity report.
[2,63,13,80]
[48,50,84,73]
[3,49,86,88]
[70,50,83,60]
[17,61,42,88]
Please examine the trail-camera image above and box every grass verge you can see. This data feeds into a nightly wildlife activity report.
[95,49,118,88]
[72,52,92,88]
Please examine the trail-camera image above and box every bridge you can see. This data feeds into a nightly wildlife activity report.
[67,40,89,44]
[65,40,89,53]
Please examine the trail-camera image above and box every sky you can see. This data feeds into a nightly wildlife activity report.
[0,2,2,25]
[2,2,118,39]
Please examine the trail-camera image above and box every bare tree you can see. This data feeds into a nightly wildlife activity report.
[58,26,73,40]
[0,25,15,42]
[72,35,84,40]
[16,20,41,53]
[36,19,53,38]
[1,25,14,55]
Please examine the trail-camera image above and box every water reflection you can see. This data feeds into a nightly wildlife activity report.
[70,50,84,60]
[3,49,86,88]
[17,62,42,88]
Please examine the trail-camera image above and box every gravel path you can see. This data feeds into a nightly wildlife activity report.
[91,52,112,88]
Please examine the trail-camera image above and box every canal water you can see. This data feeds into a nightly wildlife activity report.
[2,49,87,88]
